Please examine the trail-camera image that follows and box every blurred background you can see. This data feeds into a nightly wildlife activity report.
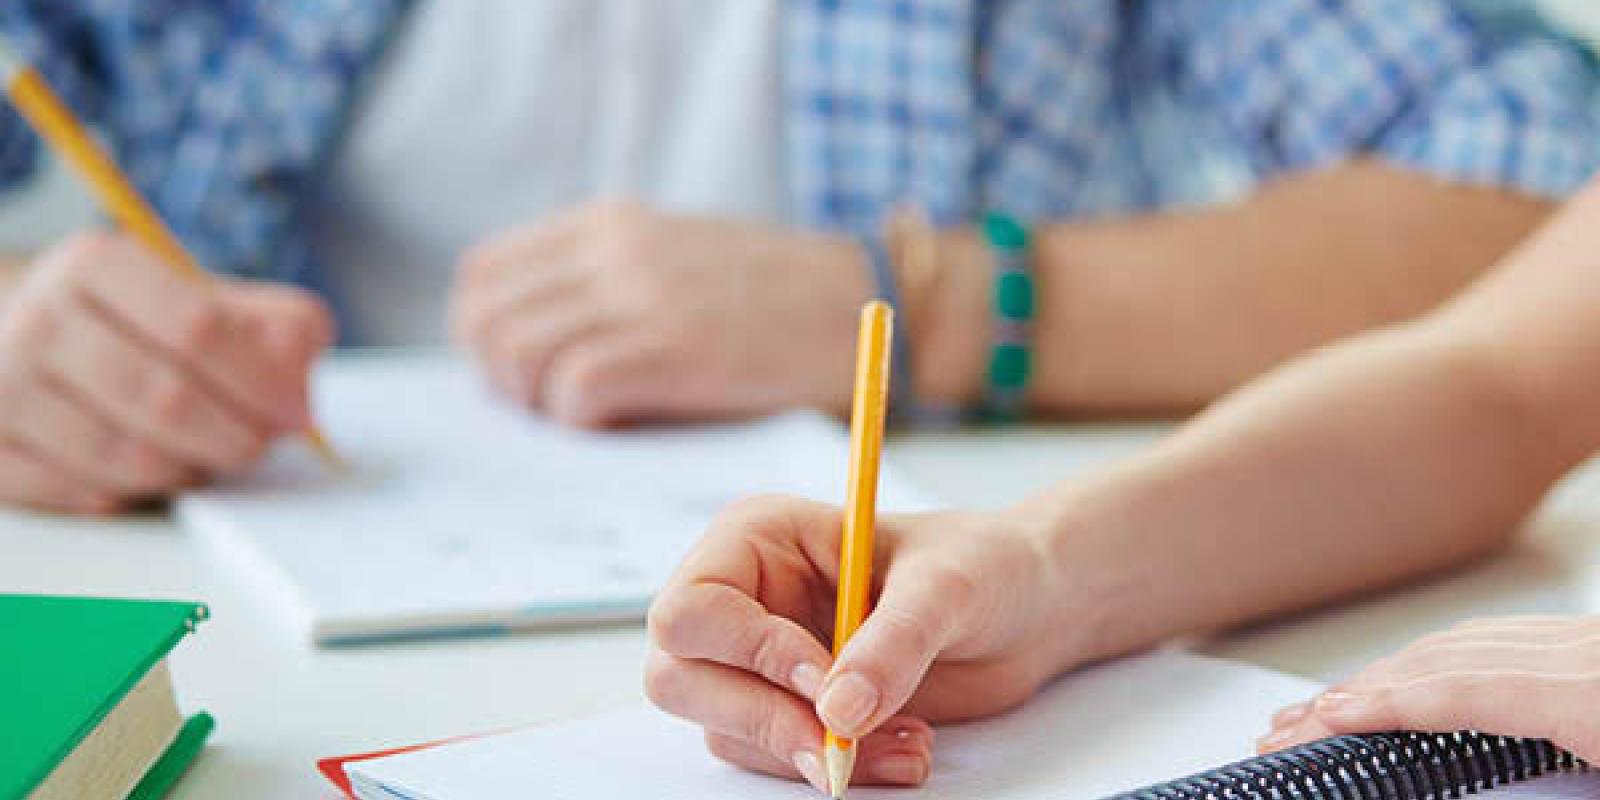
[2,1,1598,254]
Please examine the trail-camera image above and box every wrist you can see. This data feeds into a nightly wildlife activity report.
[990,487,1113,679]
[902,227,989,408]
[1013,475,1165,673]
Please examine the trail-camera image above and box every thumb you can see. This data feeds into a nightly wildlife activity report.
[817,561,968,738]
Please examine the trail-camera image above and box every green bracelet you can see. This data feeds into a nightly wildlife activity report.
[979,212,1034,422]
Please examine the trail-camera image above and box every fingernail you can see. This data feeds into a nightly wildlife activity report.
[791,663,824,698]
[818,673,879,735]
[1313,691,1365,717]
[1256,727,1297,753]
[793,751,827,792]
[874,754,928,786]
[1271,701,1312,728]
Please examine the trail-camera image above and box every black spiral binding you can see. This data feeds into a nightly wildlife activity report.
[1107,732,1587,800]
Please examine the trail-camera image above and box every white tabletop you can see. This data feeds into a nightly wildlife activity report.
[6,418,1600,799]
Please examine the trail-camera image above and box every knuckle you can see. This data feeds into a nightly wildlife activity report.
[642,651,687,710]
[142,368,197,426]
[711,496,772,529]
[928,566,980,611]
[507,337,550,380]
[261,287,335,351]
[0,299,62,354]
[749,692,790,755]
[552,353,620,409]
[747,625,788,681]
[716,494,813,532]
[176,301,227,353]
[221,431,270,470]
[646,589,700,654]
[873,603,938,660]
[112,441,175,492]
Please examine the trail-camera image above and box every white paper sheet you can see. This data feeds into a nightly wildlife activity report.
[349,651,1600,800]
[349,651,1320,800]
[176,355,939,644]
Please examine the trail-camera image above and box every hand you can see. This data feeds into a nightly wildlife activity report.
[1259,615,1600,762]
[0,231,334,514]
[449,200,873,427]
[644,496,1085,792]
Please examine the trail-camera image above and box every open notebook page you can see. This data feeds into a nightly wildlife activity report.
[344,649,1593,800]
[349,651,1320,800]
[349,650,1600,800]
[177,356,938,644]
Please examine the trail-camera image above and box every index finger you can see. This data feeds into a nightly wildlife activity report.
[649,496,843,698]
[51,235,318,429]
[455,209,587,288]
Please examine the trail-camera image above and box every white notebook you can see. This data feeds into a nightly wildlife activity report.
[175,355,938,645]
[344,651,1598,800]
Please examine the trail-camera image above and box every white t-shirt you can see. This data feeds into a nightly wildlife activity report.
[312,0,788,346]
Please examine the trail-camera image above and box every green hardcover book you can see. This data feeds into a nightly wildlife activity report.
[0,595,213,800]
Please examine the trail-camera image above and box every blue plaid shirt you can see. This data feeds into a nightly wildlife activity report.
[1,1,1596,288]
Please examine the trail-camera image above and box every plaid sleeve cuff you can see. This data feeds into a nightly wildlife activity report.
[1373,36,1600,200]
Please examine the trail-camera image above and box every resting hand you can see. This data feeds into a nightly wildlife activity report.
[0,231,333,514]
[1259,615,1600,762]
[449,200,872,427]
[644,496,1083,792]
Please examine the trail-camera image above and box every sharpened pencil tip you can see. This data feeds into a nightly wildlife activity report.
[304,428,349,473]
[825,741,856,800]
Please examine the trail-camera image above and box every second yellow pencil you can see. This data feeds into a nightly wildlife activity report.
[0,42,343,470]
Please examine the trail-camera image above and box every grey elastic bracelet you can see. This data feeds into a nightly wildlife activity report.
[858,233,916,426]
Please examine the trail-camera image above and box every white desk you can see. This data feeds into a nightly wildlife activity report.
[6,422,1600,799]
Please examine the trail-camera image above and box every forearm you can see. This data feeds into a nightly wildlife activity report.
[1036,323,1582,667]
[914,161,1552,415]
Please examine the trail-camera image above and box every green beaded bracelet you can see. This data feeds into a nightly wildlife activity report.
[979,212,1034,422]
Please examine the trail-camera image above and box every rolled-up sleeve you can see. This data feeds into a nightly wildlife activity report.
[0,1,110,191]
[1158,0,1600,199]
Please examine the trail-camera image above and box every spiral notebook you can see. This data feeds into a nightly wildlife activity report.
[1115,732,1591,799]
[335,651,1595,800]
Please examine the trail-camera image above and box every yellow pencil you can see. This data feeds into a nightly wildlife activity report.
[0,41,344,470]
[824,300,894,799]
